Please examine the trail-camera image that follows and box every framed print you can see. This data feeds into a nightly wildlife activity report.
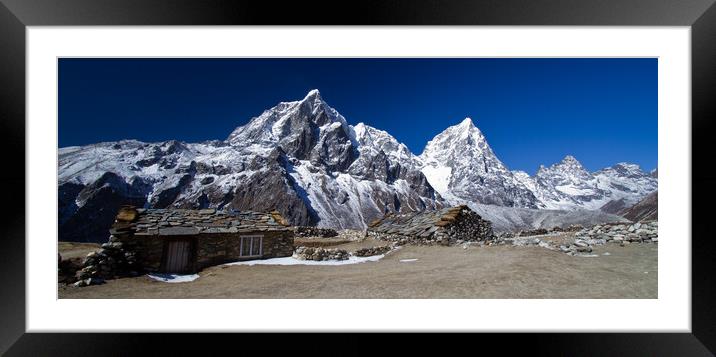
[2,0,716,355]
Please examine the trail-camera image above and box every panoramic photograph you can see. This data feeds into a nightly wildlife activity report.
[57,58,658,298]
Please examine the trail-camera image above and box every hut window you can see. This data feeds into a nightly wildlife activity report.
[240,235,263,257]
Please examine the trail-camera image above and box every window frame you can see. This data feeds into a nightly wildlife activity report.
[239,234,263,258]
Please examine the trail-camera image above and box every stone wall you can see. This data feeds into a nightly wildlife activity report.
[293,226,338,238]
[195,231,294,268]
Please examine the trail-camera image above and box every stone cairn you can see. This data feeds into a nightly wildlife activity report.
[73,235,141,287]
[293,226,339,238]
[293,246,350,261]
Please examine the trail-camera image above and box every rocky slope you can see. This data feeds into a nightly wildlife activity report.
[619,191,658,222]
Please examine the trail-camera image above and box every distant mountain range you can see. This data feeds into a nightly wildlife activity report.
[58,90,656,242]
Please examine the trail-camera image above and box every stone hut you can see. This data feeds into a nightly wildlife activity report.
[367,205,495,245]
[95,206,294,275]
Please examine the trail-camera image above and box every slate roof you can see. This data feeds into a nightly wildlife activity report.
[111,206,291,237]
[367,205,469,238]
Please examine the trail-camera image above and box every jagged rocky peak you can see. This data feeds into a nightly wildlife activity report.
[553,155,587,171]
[538,155,592,180]
[226,89,356,167]
[420,117,493,165]
[352,122,415,166]
[419,117,540,208]
[604,162,648,178]
[227,89,350,147]
[559,155,581,167]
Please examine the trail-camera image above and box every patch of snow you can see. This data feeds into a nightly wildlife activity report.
[147,273,200,283]
[399,258,419,262]
[224,255,384,266]
[420,165,451,194]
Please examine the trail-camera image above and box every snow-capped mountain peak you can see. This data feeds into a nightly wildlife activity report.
[419,117,540,208]
[304,88,322,99]
[540,155,591,180]
[560,155,581,166]
[459,116,475,128]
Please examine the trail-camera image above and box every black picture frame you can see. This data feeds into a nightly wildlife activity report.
[2,0,715,355]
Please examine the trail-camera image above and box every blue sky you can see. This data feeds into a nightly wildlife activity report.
[58,58,657,174]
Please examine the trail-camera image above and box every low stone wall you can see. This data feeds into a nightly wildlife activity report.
[505,224,586,238]
[517,228,548,237]
[353,245,393,257]
[293,246,349,261]
[293,226,338,238]
[574,221,658,244]
[500,221,658,257]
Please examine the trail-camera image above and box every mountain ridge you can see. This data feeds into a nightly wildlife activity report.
[58,89,656,242]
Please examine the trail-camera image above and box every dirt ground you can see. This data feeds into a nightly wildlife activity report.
[58,240,657,299]
[58,242,101,260]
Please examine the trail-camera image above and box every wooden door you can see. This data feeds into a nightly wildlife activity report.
[163,239,192,273]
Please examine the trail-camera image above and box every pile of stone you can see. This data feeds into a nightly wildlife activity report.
[574,221,658,244]
[557,238,597,256]
[353,245,393,257]
[367,205,495,246]
[74,235,141,286]
[293,226,339,238]
[335,229,367,241]
[502,221,658,257]
[293,246,350,261]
